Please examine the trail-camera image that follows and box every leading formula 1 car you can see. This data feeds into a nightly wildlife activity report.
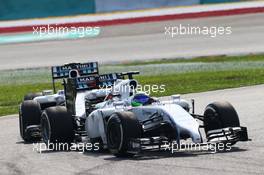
[19,62,99,142]
[40,71,249,157]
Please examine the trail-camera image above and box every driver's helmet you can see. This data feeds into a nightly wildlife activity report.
[131,93,150,106]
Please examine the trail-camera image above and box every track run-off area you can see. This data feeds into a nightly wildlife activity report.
[0,13,264,70]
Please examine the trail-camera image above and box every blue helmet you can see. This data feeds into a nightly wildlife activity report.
[132,93,150,105]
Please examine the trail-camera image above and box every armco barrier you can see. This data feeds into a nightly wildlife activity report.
[95,0,242,12]
[201,0,239,4]
[0,0,245,21]
[0,0,95,21]
[95,0,199,12]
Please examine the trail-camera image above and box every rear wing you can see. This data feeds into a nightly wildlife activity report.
[65,72,138,115]
[98,73,119,88]
[74,73,120,91]
[73,71,140,91]
[51,62,99,92]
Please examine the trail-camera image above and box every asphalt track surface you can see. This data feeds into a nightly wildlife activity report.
[0,85,264,175]
[0,13,264,70]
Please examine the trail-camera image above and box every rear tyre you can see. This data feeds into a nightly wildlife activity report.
[41,106,74,150]
[90,137,104,152]
[24,92,42,101]
[19,100,42,142]
[106,111,142,157]
[203,101,240,134]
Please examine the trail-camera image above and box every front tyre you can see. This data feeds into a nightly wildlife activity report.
[203,101,240,135]
[106,111,142,157]
[19,100,42,142]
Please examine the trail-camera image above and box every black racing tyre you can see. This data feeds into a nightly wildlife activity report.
[24,92,42,101]
[106,111,142,157]
[19,100,42,142]
[90,137,104,152]
[203,101,240,134]
[41,106,74,150]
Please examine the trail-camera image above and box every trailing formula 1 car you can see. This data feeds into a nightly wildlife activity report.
[41,71,249,157]
[19,62,99,142]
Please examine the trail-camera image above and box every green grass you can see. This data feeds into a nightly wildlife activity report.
[137,68,264,96]
[1,68,264,116]
[1,54,264,116]
[0,83,52,116]
[120,54,264,66]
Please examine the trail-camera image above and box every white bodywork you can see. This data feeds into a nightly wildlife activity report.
[85,100,201,145]
[33,90,65,106]
[75,88,111,118]
[73,79,203,146]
